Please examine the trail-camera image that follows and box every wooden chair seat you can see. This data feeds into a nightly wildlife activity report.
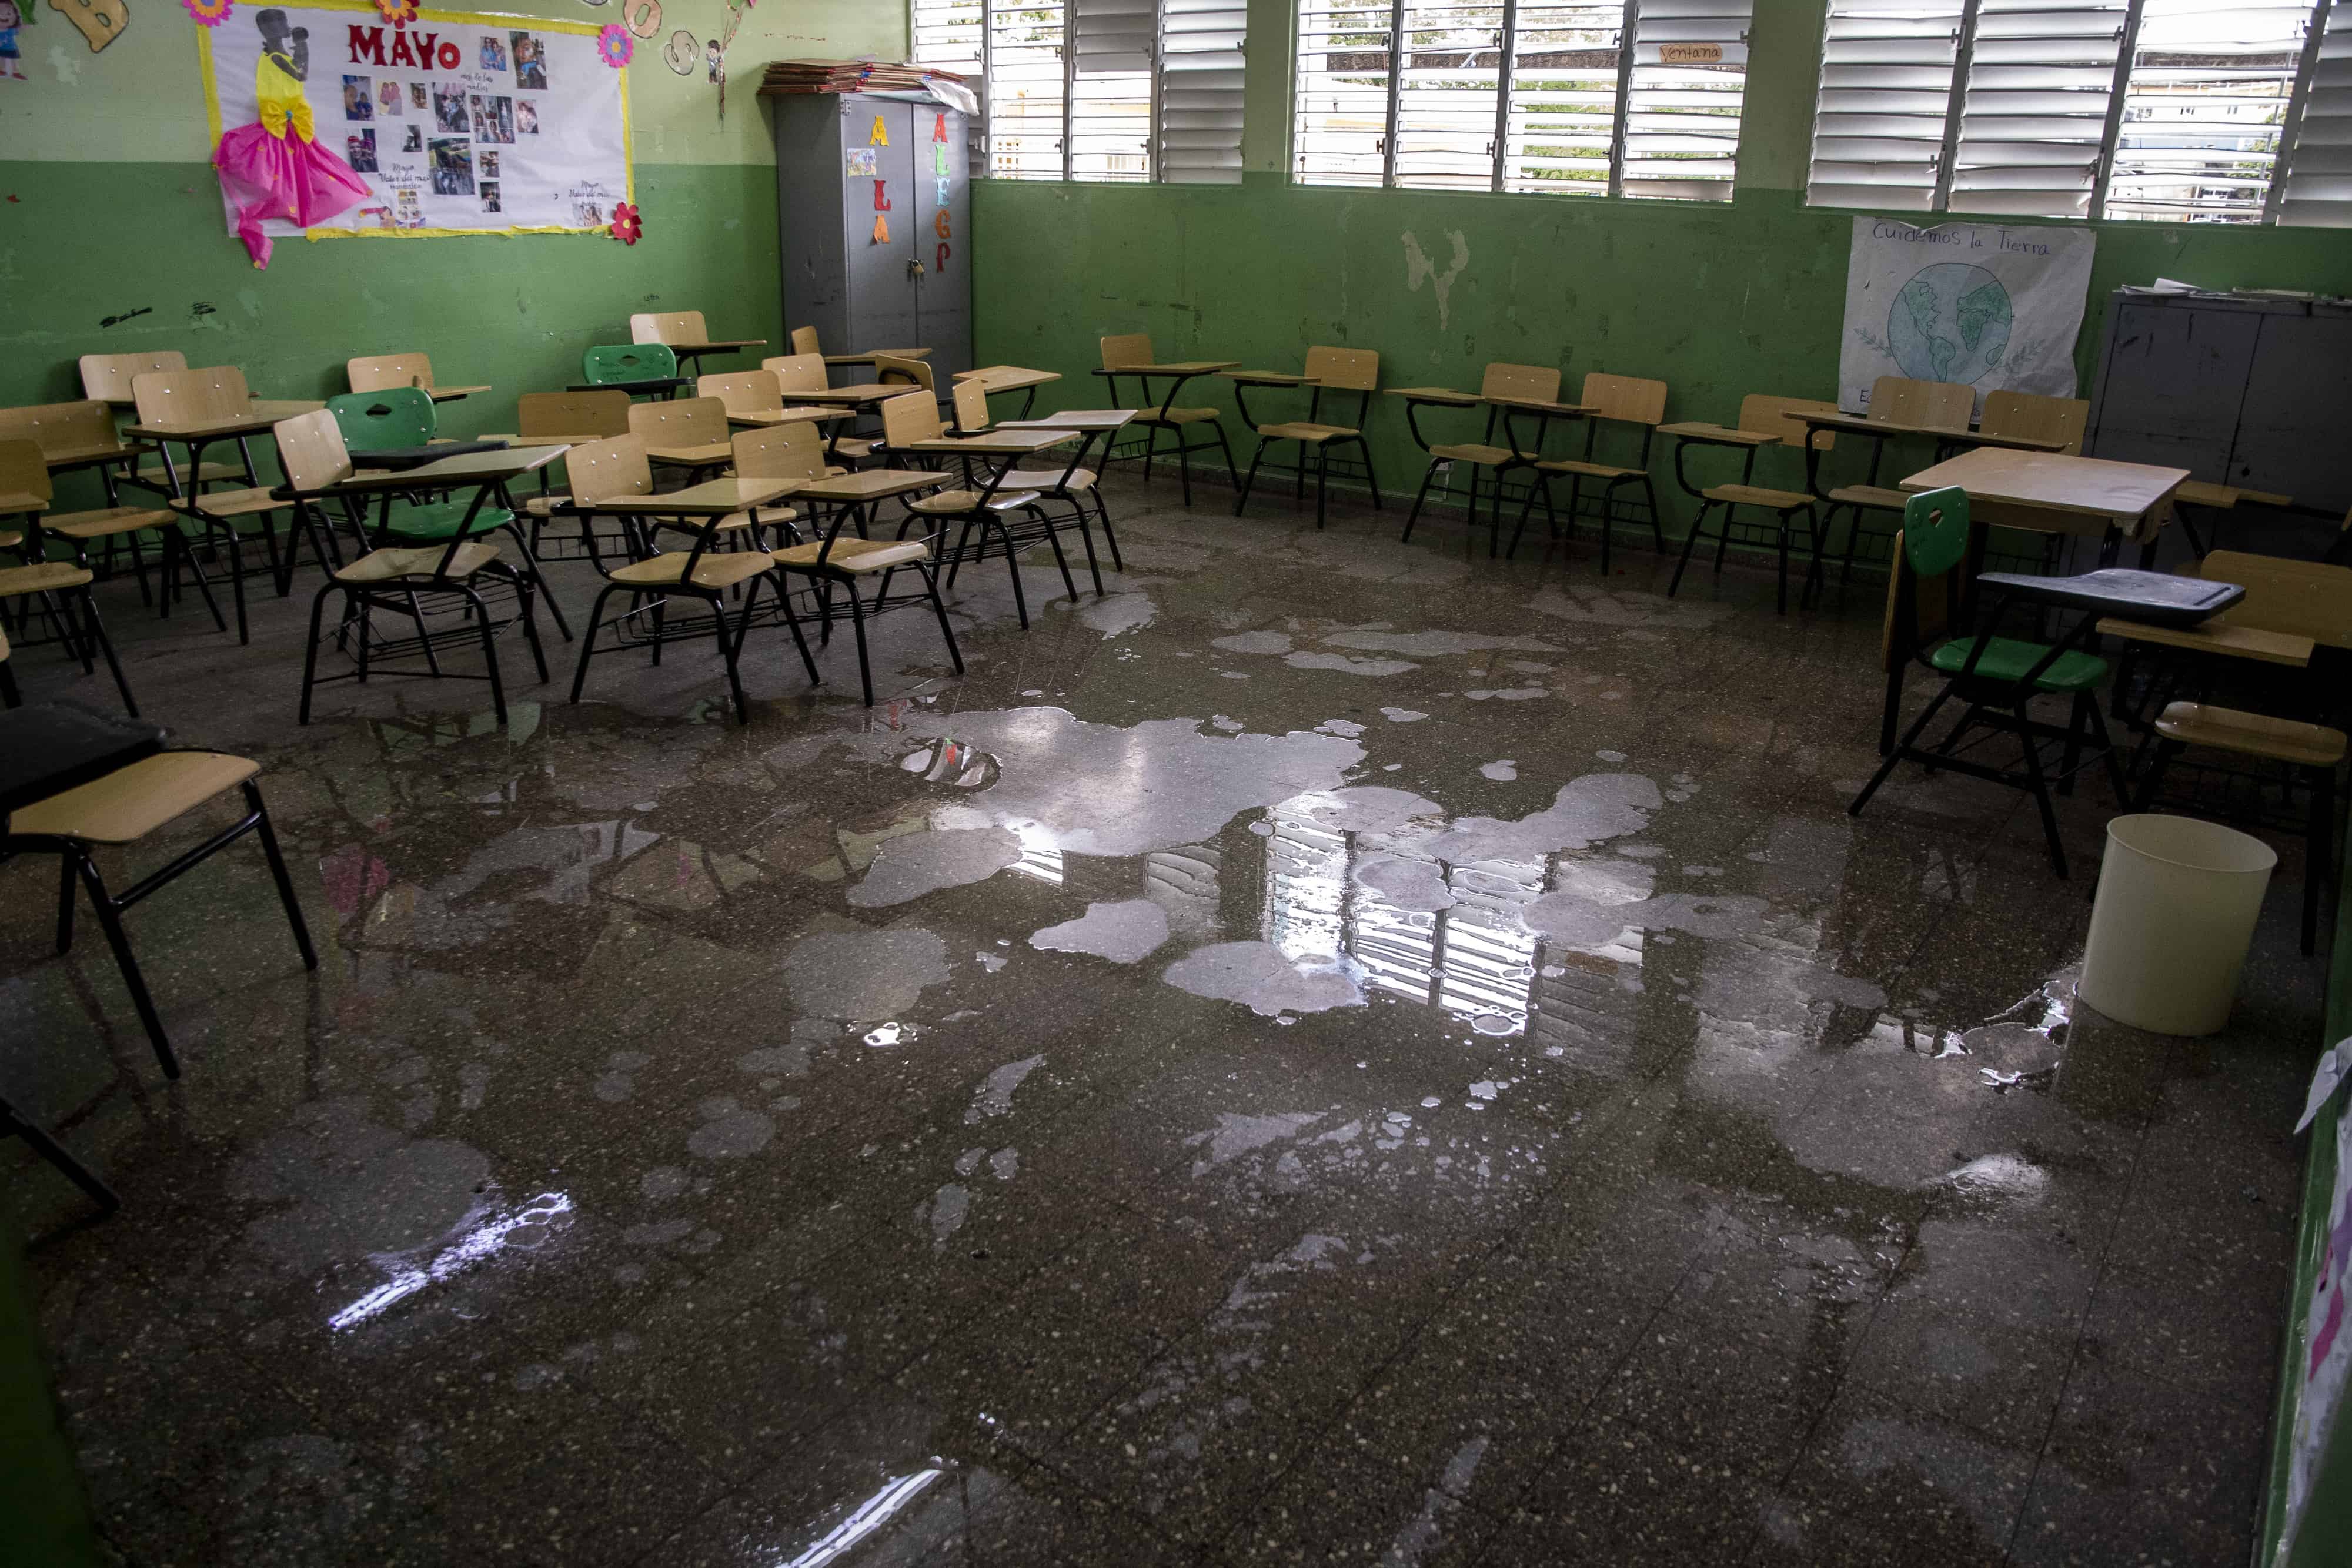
[773,537,930,574]
[333,543,502,584]
[1705,482,1813,510]
[0,530,18,551]
[45,507,172,541]
[185,487,284,519]
[1141,407,1221,427]
[1256,421,1359,444]
[999,467,1098,491]
[746,503,801,527]
[1534,457,1643,482]
[908,488,1041,515]
[2174,480,2238,508]
[9,753,259,845]
[1429,442,1532,467]
[138,459,242,485]
[1829,484,1912,510]
[607,550,775,590]
[831,437,878,460]
[0,561,95,597]
[0,487,45,513]
[2155,702,2347,768]
[521,493,571,517]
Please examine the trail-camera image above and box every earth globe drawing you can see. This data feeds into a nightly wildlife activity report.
[1887,263,2014,385]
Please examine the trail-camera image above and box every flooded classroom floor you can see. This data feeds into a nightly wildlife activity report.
[1,471,2318,1566]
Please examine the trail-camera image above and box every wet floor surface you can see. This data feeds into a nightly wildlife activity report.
[1,474,2317,1565]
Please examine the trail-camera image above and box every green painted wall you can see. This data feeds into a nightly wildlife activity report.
[0,0,903,473]
[974,0,2352,502]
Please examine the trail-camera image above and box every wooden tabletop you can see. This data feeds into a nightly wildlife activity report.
[314,444,569,496]
[568,377,691,395]
[790,383,905,406]
[1098,361,1240,376]
[126,400,325,442]
[793,469,950,502]
[827,347,931,365]
[39,441,133,470]
[1800,409,2066,452]
[899,430,1078,457]
[1902,448,2188,522]
[956,366,1061,392]
[2095,617,2316,667]
[1387,387,1479,406]
[588,475,800,515]
[1487,395,1593,417]
[724,406,856,427]
[1224,370,1318,387]
[999,409,1138,430]
[1660,421,1774,447]
[426,385,492,402]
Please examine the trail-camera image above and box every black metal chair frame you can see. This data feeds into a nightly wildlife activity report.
[1091,367,1239,507]
[1508,409,1665,571]
[1665,428,1828,616]
[1231,379,1383,529]
[777,495,965,709]
[1395,394,1544,558]
[1,1091,119,1212]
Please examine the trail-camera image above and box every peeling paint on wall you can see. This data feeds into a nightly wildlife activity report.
[1403,230,1470,330]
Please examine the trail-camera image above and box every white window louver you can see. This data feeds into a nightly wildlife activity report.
[2106,0,2311,221]
[987,0,1070,180]
[1295,1,1400,186]
[1951,0,2129,218]
[1161,0,1250,183]
[1395,3,1509,191]
[910,0,988,175]
[2277,1,2352,225]
[1808,0,1969,212]
[1072,0,1157,181]
[1623,0,1755,200]
[1506,1,1625,196]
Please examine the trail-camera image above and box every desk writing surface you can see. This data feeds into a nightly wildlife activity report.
[426,385,493,401]
[955,366,1061,392]
[724,407,855,426]
[790,384,902,405]
[1387,387,1478,405]
[901,431,1076,456]
[1659,422,1773,446]
[1801,410,2066,453]
[793,469,950,502]
[592,476,799,514]
[568,378,690,396]
[125,401,325,441]
[1223,371,1316,386]
[999,410,1137,430]
[1486,396,1593,416]
[670,340,767,355]
[1979,568,2239,626]
[1904,449,2188,520]
[1100,361,1239,375]
[313,444,569,495]
[827,347,932,365]
[2095,617,2316,667]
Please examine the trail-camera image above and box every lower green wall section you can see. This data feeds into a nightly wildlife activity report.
[0,160,779,456]
[971,178,2352,505]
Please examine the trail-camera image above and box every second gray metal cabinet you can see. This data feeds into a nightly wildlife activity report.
[773,93,972,381]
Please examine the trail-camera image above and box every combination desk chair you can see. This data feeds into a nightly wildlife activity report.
[629,397,737,483]
[697,370,852,442]
[1514,372,1670,571]
[1395,363,1558,556]
[280,411,553,728]
[1095,334,1239,507]
[77,351,245,494]
[489,390,635,560]
[0,400,219,627]
[1847,489,2129,878]
[0,440,140,713]
[631,311,767,379]
[966,382,1125,574]
[5,748,318,1079]
[789,325,933,370]
[1228,347,1382,530]
[346,352,490,403]
[1666,393,1836,616]
[766,353,878,466]
[581,342,687,400]
[1815,375,1971,586]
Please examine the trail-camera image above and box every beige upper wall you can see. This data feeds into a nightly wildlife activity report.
[0,0,903,164]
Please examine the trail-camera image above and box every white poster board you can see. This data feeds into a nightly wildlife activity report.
[200,2,632,240]
[1839,217,2095,416]
[2280,1098,2352,1562]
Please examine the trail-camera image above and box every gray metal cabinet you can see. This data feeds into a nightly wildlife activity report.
[772,94,973,381]
[2086,291,2352,514]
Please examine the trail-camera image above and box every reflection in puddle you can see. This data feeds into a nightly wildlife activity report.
[897,738,1001,790]
[784,1466,947,1568]
[328,1191,573,1333]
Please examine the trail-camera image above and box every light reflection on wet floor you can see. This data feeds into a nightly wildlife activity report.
[0,472,2318,1567]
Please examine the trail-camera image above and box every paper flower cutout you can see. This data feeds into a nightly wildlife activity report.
[597,24,634,68]
[183,0,235,26]
[609,202,643,246]
[373,0,416,24]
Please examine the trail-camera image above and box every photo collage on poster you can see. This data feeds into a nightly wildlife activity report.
[340,28,548,225]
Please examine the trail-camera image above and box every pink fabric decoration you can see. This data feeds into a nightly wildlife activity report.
[212,51,372,269]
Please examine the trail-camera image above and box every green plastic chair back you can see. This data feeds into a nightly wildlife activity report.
[327,386,436,451]
[582,343,677,385]
[1902,485,1970,579]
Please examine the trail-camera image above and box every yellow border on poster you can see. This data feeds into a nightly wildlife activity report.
[195,1,635,242]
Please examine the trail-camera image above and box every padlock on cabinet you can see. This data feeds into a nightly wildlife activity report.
[907,257,927,280]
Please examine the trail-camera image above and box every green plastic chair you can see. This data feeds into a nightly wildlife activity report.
[581,343,678,387]
[1847,485,2125,877]
[327,386,437,452]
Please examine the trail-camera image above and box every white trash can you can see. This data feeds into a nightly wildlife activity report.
[2077,813,2277,1037]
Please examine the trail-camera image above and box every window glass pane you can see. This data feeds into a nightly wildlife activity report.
[1295,1,1398,185]
[1950,0,2128,219]
[1395,3,1508,190]
[1507,2,1626,195]
[991,1,1070,180]
[1808,0,1967,210]
[1623,0,1753,201]
[2107,0,2311,221]
[2278,0,2352,225]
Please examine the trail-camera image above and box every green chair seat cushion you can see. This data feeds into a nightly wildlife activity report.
[1927,636,2107,692]
[380,500,515,541]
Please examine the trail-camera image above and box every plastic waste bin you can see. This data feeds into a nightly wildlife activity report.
[2078,813,2276,1036]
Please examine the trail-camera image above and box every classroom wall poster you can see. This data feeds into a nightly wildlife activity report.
[197,1,632,242]
[2279,1098,2352,1562]
[1839,217,2095,417]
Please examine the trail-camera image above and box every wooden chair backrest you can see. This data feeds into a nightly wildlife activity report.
[273,410,356,494]
[630,310,708,346]
[1870,376,1972,432]
[80,350,188,403]
[348,352,435,393]
[1581,372,1668,426]
[130,365,252,427]
[1739,393,1838,450]
[699,370,782,417]
[1880,526,1975,674]
[879,390,943,448]
[789,325,821,356]
[564,436,653,505]
[733,423,828,483]
[2201,550,2352,649]
[1101,333,1154,371]
[1305,346,1379,393]
[0,400,123,457]
[763,353,829,393]
[874,353,936,392]
[1481,363,1561,402]
[628,397,730,447]
[0,439,54,506]
[517,390,632,440]
[951,379,991,434]
[1980,390,2087,455]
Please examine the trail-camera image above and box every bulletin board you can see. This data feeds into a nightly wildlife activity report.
[197,2,633,241]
